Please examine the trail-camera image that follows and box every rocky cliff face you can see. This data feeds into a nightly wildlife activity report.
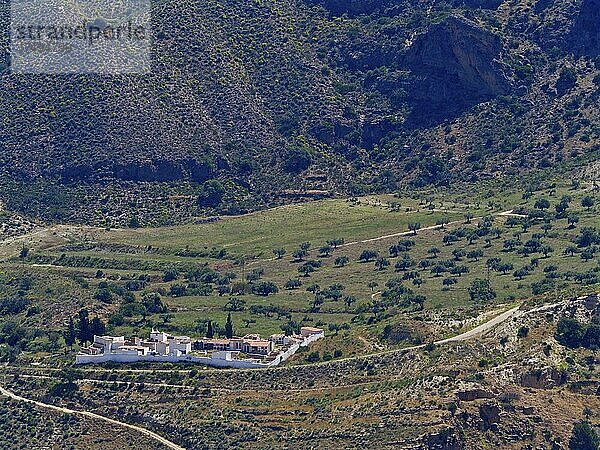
[403,17,510,125]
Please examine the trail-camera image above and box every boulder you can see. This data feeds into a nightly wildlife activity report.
[425,427,465,450]
[479,403,501,430]
[520,367,568,389]
[456,388,495,401]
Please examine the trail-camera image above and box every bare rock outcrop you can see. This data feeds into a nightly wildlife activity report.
[456,388,495,402]
[519,367,568,389]
[424,427,465,450]
[402,17,510,125]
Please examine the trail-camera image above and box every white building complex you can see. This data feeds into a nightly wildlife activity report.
[76,327,325,369]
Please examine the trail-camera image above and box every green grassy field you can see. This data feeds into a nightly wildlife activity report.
[95,196,470,256]
[2,179,599,364]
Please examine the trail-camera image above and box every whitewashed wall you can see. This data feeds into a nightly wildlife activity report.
[75,332,324,369]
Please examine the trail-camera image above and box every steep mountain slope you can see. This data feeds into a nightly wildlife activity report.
[0,0,598,225]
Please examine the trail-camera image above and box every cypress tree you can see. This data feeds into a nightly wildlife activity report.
[77,309,91,345]
[206,320,214,338]
[90,317,106,338]
[225,313,234,339]
[64,317,76,351]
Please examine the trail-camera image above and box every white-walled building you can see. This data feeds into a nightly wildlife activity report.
[76,327,324,368]
[78,335,125,356]
[193,334,275,356]
[301,327,325,338]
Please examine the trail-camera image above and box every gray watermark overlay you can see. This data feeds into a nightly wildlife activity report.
[10,0,150,73]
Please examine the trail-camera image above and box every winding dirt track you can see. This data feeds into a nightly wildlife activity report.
[0,385,185,450]
[341,209,525,247]
[308,304,522,366]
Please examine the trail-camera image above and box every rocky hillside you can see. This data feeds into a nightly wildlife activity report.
[2,293,598,449]
[0,0,598,225]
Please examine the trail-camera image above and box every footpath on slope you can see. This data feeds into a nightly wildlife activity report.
[0,385,186,450]
[341,209,525,247]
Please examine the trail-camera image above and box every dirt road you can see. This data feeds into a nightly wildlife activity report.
[0,385,186,450]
